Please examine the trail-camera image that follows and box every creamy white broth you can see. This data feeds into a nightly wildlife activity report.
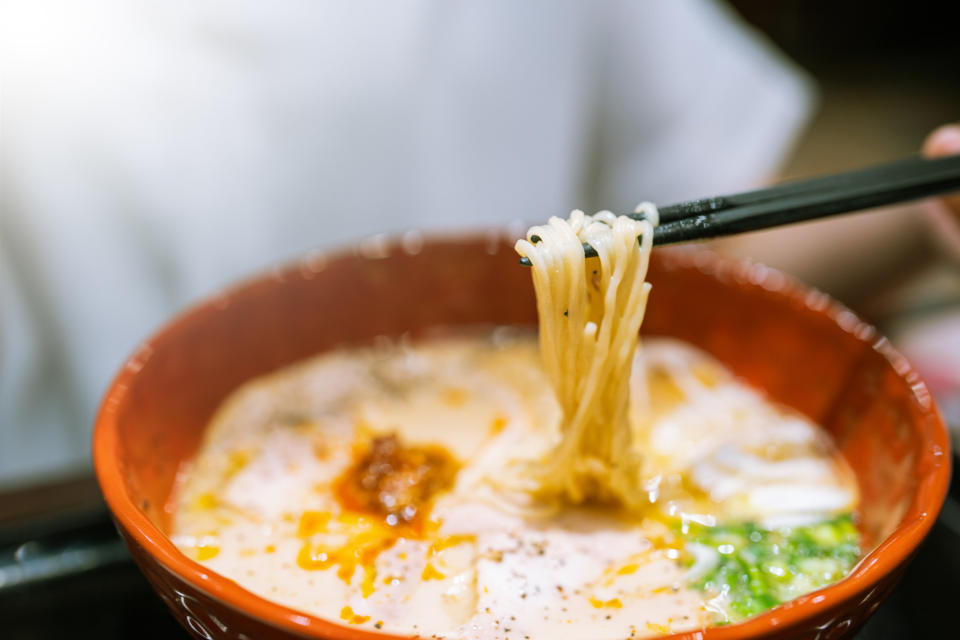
[171,332,858,638]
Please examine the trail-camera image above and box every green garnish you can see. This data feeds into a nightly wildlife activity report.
[680,514,860,621]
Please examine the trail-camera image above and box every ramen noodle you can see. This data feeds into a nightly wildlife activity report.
[511,208,655,512]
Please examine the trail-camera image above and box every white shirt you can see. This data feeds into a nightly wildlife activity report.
[0,0,811,487]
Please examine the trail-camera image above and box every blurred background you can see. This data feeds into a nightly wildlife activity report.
[1,0,958,638]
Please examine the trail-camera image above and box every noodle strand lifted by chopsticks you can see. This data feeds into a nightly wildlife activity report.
[514,205,658,511]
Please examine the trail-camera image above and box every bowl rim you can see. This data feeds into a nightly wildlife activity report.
[93,237,952,640]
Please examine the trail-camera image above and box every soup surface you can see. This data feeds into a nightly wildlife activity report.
[171,331,859,639]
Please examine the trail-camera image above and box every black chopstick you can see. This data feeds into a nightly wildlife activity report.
[655,154,936,223]
[519,153,960,264]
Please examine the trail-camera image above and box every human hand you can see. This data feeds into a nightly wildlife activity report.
[923,124,960,216]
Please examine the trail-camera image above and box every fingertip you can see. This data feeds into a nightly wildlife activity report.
[923,124,960,157]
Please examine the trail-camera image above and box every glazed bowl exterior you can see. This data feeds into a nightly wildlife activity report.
[93,235,950,640]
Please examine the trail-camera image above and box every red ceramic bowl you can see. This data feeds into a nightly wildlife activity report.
[94,235,950,640]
